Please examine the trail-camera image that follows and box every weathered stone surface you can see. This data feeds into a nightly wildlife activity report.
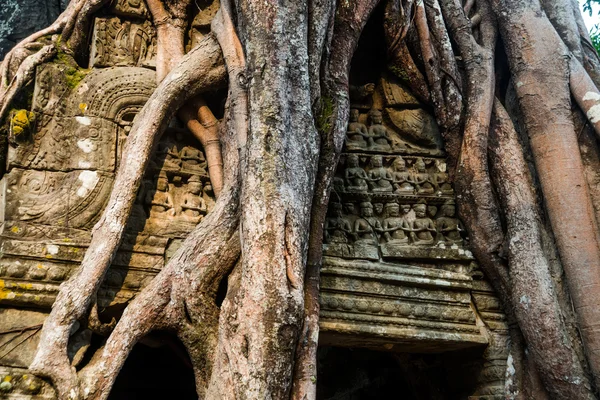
[89,17,156,68]
[0,4,508,399]
[0,0,68,59]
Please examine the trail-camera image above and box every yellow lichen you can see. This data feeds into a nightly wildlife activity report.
[10,109,35,136]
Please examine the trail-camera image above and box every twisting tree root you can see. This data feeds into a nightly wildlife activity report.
[291,2,381,398]
[29,36,226,399]
[77,108,241,400]
[0,0,598,398]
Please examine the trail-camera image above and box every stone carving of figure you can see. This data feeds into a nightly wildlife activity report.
[354,202,381,244]
[324,203,353,244]
[390,156,414,194]
[349,83,376,109]
[373,202,384,217]
[410,203,436,245]
[367,155,393,193]
[344,154,368,192]
[381,203,410,244]
[180,146,207,173]
[436,202,463,245]
[410,157,434,194]
[344,202,357,218]
[153,140,181,170]
[433,161,453,195]
[181,175,207,219]
[367,110,391,151]
[146,175,175,216]
[346,108,368,150]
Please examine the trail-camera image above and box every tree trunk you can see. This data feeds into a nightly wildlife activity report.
[1,0,600,398]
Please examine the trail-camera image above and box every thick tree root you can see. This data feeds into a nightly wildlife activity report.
[78,113,241,399]
[489,99,594,399]
[493,0,600,389]
[0,44,56,121]
[291,2,382,398]
[570,57,600,138]
[29,37,226,395]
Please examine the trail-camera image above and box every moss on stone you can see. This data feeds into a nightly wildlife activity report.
[317,96,334,134]
[53,49,89,89]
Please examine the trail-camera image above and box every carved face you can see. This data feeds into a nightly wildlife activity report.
[350,109,359,121]
[374,203,384,214]
[361,204,373,217]
[189,182,202,195]
[386,204,399,217]
[437,161,447,172]
[157,177,168,191]
[400,204,411,214]
[416,158,426,172]
[331,203,343,217]
[442,205,456,217]
[370,156,383,168]
[347,154,359,168]
[344,203,355,215]
[370,111,382,124]
[413,204,426,218]
[393,157,406,171]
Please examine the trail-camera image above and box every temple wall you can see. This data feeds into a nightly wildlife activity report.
[0,2,509,398]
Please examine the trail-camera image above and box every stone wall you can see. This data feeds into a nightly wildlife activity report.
[0,0,68,59]
[0,2,509,399]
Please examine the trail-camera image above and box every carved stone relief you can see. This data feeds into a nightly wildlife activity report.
[90,17,156,68]
[0,5,507,398]
[319,75,508,399]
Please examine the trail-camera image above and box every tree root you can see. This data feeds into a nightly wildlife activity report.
[383,0,432,105]
[78,109,241,399]
[570,57,600,138]
[291,2,382,398]
[29,36,226,395]
[489,99,594,399]
[179,100,224,195]
[493,0,600,389]
[211,0,248,148]
[0,44,56,121]
[0,0,109,116]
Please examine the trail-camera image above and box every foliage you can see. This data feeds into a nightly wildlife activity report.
[582,0,600,54]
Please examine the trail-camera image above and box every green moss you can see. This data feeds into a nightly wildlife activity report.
[63,66,88,89]
[317,96,334,134]
[388,64,409,82]
[53,49,89,89]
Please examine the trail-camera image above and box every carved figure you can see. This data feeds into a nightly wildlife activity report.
[349,83,375,109]
[181,146,207,173]
[367,110,391,151]
[410,203,436,245]
[390,156,414,194]
[373,203,384,217]
[354,202,381,244]
[410,157,434,194]
[146,175,175,216]
[344,154,368,192]
[367,156,393,192]
[181,175,207,219]
[154,141,181,170]
[433,161,453,195]
[346,108,368,150]
[324,203,353,244]
[381,203,409,244]
[436,202,463,245]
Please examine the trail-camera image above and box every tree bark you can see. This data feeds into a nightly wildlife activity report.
[29,36,226,398]
[0,0,599,398]
[493,0,600,389]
